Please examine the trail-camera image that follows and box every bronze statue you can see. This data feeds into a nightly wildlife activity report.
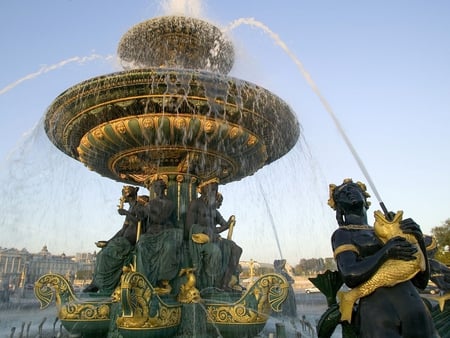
[329,178,437,337]
[425,235,450,293]
[136,175,183,290]
[273,259,297,317]
[185,178,241,290]
[84,185,145,293]
[337,209,427,322]
[215,192,243,291]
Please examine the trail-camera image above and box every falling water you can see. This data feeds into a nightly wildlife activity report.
[0,54,115,96]
[0,53,121,254]
[0,117,121,253]
[259,181,284,260]
[160,0,204,18]
[225,18,387,210]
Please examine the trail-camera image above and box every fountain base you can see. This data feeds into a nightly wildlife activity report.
[34,272,289,338]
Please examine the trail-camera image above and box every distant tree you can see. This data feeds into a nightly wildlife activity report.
[294,258,333,276]
[294,259,309,276]
[293,264,305,276]
[324,257,337,271]
[431,219,450,265]
[432,219,450,246]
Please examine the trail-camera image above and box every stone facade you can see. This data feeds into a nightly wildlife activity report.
[0,245,95,292]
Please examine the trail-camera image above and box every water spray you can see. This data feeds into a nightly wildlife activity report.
[329,111,391,218]
[0,54,114,96]
[258,181,284,259]
[302,74,392,218]
[227,18,391,218]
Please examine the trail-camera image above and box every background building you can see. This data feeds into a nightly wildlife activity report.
[0,247,29,301]
[0,245,96,300]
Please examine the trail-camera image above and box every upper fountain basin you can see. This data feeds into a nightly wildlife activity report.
[44,68,300,186]
[117,16,235,74]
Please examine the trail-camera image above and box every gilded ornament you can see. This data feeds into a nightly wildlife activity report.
[337,210,425,322]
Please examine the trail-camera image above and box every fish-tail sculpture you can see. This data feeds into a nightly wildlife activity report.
[338,210,425,322]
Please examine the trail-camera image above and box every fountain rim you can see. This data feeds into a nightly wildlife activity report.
[44,67,300,186]
[45,67,300,151]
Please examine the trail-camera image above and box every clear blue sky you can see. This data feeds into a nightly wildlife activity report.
[1,0,449,265]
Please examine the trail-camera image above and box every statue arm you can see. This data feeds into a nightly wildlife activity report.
[118,207,140,223]
[137,206,149,233]
[110,204,146,239]
[335,251,390,288]
[400,218,430,289]
[333,229,419,288]
[214,210,229,233]
[430,259,450,290]
[411,238,430,289]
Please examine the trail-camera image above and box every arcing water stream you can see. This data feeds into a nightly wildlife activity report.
[225,17,389,213]
[0,54,114,96]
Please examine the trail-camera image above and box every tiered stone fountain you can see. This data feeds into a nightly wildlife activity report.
[36,15,300,338]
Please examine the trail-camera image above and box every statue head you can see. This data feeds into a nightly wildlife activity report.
[273,259,286,271]
[197,177,219,192]
[328,178,371,226]
[144,174,169,197]
[122,185,139,199]
[198,178,220,207]
[155,178,168,191]
[137,195,150,205]
[424,235,438,257]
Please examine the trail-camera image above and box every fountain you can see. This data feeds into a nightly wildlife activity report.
[34,14,299,338]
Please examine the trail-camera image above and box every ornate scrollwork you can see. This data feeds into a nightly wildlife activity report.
[206,273,289,324]
[59,302,111,320]
[116,271,182,329]
[34,273,112,321]
[35,273,77,309]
